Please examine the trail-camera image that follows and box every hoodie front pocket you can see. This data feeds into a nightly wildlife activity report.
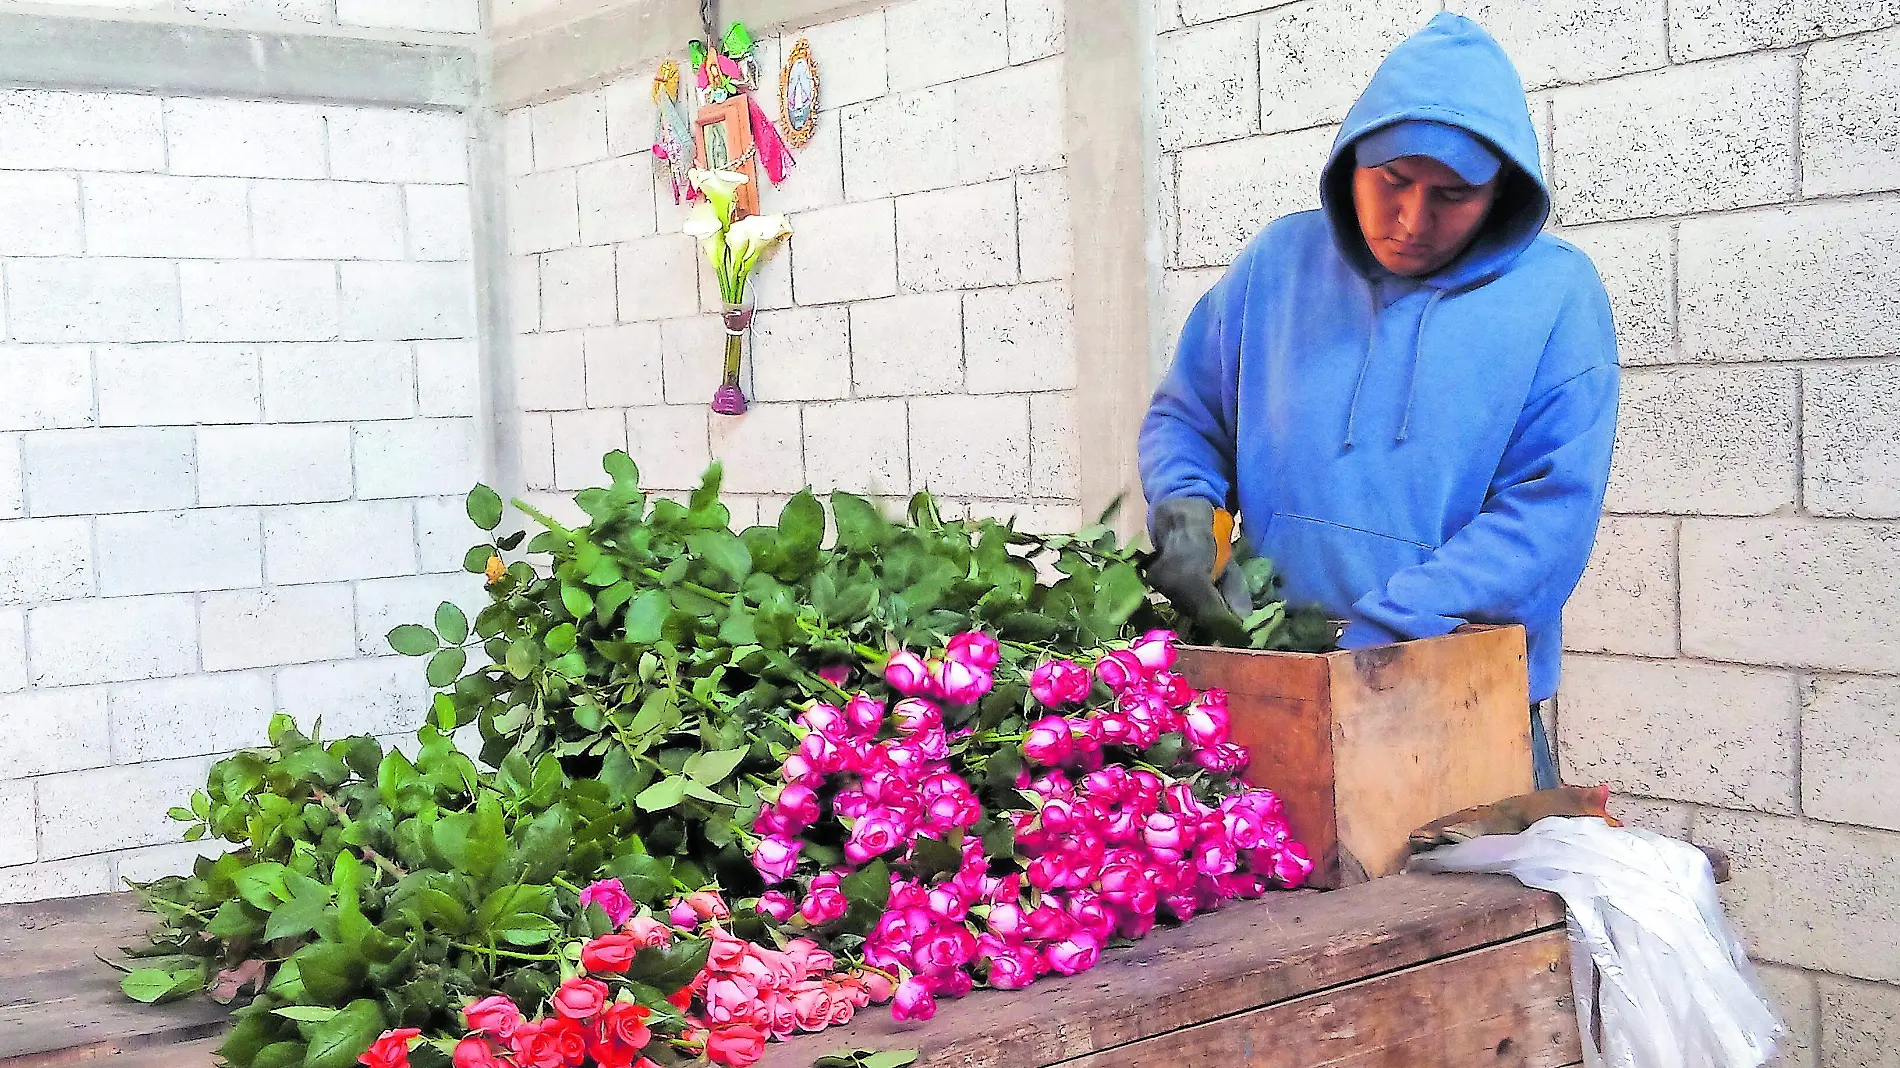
[1259,512,1435,617]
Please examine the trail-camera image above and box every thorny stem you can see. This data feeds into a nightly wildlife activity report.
[451,941,562,963]
[309,788,409,882]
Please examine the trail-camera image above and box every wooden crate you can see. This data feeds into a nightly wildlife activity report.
[1177,626,1535,888]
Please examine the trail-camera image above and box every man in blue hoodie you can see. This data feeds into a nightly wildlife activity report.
[1139,13,1619,790]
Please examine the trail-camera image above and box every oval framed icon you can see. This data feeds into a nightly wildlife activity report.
[780,38,819,149]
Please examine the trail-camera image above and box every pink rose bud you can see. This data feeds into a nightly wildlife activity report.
[1044,931,1103,976]
[1094,650,1146,693]
[1194,742,1248,774]
[687,890,730,920]
[891,697,942,734]
[624,913,673,947]
[987,901,1029,939]
[759,890,798,922]
[1271,841,1314,889]
[818,663,852,686]
[1157,672,1198,708]
[752,836,802,883]
[845,694,886,734]
[1028,659,1092,707]
[462,995,524,1040]
[777,783,823,828]
[780,751,819,785]
[577,878,636,928]
[798,702,851,740]
[945,631,1001,671]
[1025,903,1074,942]
[1131,629,1180,672]
[1021,715,1074,766]
[891,978,936,1023]
[883,651,932,696]
[929,969,974,999]
[934,657,992,706]
[1144,812,1190,853]
[984,945,1042,990]
[1184,701,1232,747]
[800,886,849,926]
[844,812,904,865]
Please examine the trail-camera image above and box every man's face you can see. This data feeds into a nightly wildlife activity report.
[1351,156,1499,277]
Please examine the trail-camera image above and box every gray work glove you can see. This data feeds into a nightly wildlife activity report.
[1145,497,1252,628]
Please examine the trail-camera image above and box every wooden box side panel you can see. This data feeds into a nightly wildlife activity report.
[1174,648,1338,881]
[1327,626,1535,879]
[1048,929,1581,1068]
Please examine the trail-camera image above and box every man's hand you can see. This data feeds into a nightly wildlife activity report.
[1146,498,1252,628]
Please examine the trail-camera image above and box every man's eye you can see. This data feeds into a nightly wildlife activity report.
[1436,188,1472,203]
[1382,172,1407,188]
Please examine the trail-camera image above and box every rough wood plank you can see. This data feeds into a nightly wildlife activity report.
[0,896,156,982]
[757,874,1563,1068]
[1049,929,1580,1068]
[6,1037,222,1068]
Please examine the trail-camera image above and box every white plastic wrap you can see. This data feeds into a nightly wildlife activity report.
[1409,816,1782,1068]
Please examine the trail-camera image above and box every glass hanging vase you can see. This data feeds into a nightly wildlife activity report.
[711,288,753,416]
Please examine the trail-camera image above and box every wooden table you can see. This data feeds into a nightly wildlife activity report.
[3,874,1580,1068]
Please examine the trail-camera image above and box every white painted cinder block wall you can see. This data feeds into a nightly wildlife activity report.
[0,0,482,34]
[499,0,1080,536]
[1157,0,1900,1061]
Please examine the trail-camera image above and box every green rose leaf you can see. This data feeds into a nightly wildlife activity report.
[627,939,712,995]
[682,747,746,786]
[388,625,440,657]
[624,588,671,644]
[634,776,688,813]
[302,998,385,1068]
[121,966,202,1004]
[271,1006,341,1023]
[465,484,504,531]
[425,646,467,688]
[561,584,595,619]
[434,602,469,645]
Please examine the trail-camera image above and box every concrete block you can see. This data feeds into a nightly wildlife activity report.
[658,316,728,406]
[339,0,481,32]
[83,174,248,259]
[1681,202,1900,363]
[264,500,416,584]
[355,572,480,657]
[841,86,958,201]
[791,200,898,305]
[1802,676,1900,833]
[415,495,478,573]
[1158,268,1222,363]
[6,259,180,343]
[791,14,887,109]
[1695,810,1900,984]
[114,840,227,886]
[327,107,468,184]
[110,672,272,763]
[803,398,909,496]
[1008,0,1063,62]
[603,78,655,157]
[0,686,107,779]
[200,584,355,670]
[0,518,93,605]
[164,98,326,179]
[1551,55,1797,225]
[23,428,195,517]
[1563,517,1676,658]
[577,156,656,246]
[0,610,22,695]
[1819,974,1900,1068]
[965,498,1082,535]
[0,438,19,521]
[0,858,114,905]
[504,107,534,178]
[1179,0,1287,23]
[511,255,540,333]
[181,0,325,21]
[29,595,198,687]
[513,331,587,411]
[96,509,262,597]
[616,235,701,321]
[531,90,609,172]
[1030,391,1078,499]
[886,0,1008,92]
[955,60,1064,183]
[1668,0,1900,61]
[0,172,81,255]
[583,324,663,408]
[354,418,481,498]
[752,306,850,402]
[1016,170,1071,284]
[197,424,353,506]
[415,342,482,418]
[1751,965,1817,1068]
[517,411,556,491]
[260,342,414,423]
[1806,364,1900,519]
[0,346,92,432]
[552,408,628,490]
[182,261,339,343]
[1559,221,1672,366]
[625,405,710,491]
[341,262,476,341]
[405,184,473,261]
[37,756,214,860]
[709,405,804,494]
[0,779,30,867]
[0,89,164,172]
[1159,20,1258,151]
[1557,655,1798,814]
[1605,367,1796,516]
[847,293,961,399]
[1803,28,1900,197]
[510,169,580,255]
[1682,519,1900,674]
[540,245,618,331]
[97,344,261,427]
[1446,0,1666,89]
[1602,795,1693,839]
[965,281,1074,394]
[910,394,1029,496]
[897,181,1017,292]
[277,656,434,739]
[1176,126,1333,268]
[764,107,844,215]
[1258,0,1433,134]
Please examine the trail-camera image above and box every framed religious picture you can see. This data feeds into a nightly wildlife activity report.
[694,96,760,219]
[780,38,819,149]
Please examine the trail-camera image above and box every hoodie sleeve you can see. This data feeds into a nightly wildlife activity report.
[1139,267,1243,519]
[1339,276,1620,649]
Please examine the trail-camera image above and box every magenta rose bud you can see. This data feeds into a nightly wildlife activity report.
[1194,742,1248,773]
[752,836,802,883]
[798,702,851,740]
[1271,841,1314,889]
[884,650,932,696]
[1130,629,1180,672]
[759,890,798,922]
[1157,672,1198,708]
[935,657,992,706]
[818,663,851,686]
[1144,812,1191,853]
[986,901,1029,939]
[668,900,698,928]
[1044,931,1103,976]
[1094,650,1146,693]
[799,885,848,925]
[577,878,635,928]
[945,631,1001,671]
[1028,659,1091,707]
[891,697,942,734]
[777,783,823,828]
[1021,715,1074,766]
[845,694,886,734]
[1184,701,1232,747]
[891,978,936,1024]
[1024,904,1074,942]
[845,812,904,865]
[984,945,1042,990]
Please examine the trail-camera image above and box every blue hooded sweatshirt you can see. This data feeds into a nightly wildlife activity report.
[1139,13,1619,703]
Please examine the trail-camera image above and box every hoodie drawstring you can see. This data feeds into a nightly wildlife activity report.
[1396,288,1447,443]
[1341,283,1379,449]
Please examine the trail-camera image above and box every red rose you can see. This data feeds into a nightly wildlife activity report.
[704,1023,768,1068]
[509,1019,586,1068]
[452,1037,504,1068]
[551,976,610,1020]
[358,1029,420,1068]
[580,933,643,974]
[597,1002,653,1050]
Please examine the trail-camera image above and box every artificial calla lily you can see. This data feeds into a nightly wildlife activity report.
[689,167,749,220]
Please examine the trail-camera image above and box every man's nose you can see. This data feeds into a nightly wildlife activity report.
[1395,189,1430,238]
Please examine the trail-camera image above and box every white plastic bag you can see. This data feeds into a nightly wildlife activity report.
[1409,816,1782,1068]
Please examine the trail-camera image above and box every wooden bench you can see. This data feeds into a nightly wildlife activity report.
[4,873,1579,1068]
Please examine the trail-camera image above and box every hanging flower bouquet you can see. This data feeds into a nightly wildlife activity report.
[119,455,1324,1068]
[682,169,791,416]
